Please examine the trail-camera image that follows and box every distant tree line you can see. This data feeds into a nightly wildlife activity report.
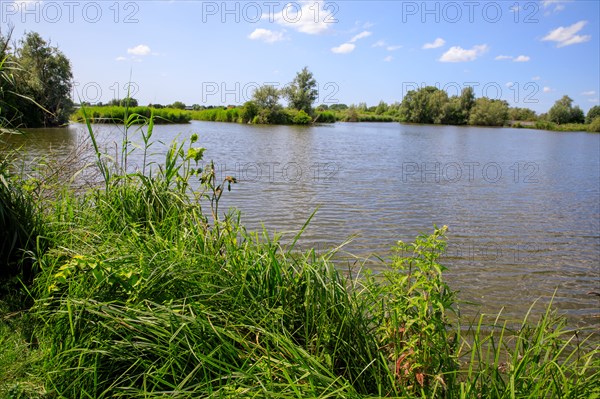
[315,90,599,131]
[2,30,594,132]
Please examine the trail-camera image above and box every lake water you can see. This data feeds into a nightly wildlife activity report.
[3,121,599,329]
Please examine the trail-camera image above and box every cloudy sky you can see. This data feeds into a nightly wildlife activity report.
[3,0,599,112]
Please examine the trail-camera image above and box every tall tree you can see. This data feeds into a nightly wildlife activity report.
[283,67,318,114]
[548,95,584,124]
[458,86,475,123]
[252,85,282,124]
[15,32,73,127]
[252,85,281,112]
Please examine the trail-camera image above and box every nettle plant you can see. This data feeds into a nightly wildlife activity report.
[370,225,458,394]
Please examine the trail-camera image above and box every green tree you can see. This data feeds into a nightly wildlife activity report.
[121,97,138,107]
[252,85,281,112]
[283,67,318,114]
[429,90,449,124]
[441,97,463,125]
[387,102,402,118]
[548,95,584,124]
[458,86,475,122]
[171,101,186,110]
[570,107,585,124]
[375,100,388,115]
[585,105,600,124]
[252,85,282,124]
[14,32,73,127]
[509,107,537,121]
[400,86,448,124]
[469,98,509,126]
[329,104,348,111]
[240,100,258,123]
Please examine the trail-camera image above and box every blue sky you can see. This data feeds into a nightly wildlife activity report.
[3,0,599,112]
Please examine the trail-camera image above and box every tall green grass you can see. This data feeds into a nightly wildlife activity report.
[71,106,192,124]
[0,152,46,285]
[0,112,598,398]
[190,107,241,123]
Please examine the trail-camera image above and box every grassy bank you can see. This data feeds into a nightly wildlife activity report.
[525,120,600,133]
[71,106,192,124]
[1,117,598,398]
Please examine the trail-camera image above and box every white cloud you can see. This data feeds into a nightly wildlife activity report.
[532,76,541,81]
[127,44,152,56]
[331,43,355,54]
[383,55,393,62]
[541,0,572,13]
[543,87,553,93]
[248,28,285,43]
[372,40,401,51]
[115,56,127,62]
[349,31,372,43]
[423,38,445,49]
[588,98,599,103]
[542,20,591,47]
[514,55,530,62]
[439,44,488,62]
[273,1,331,35]
[582,91,596,96]
[494,54,529,62]
[505,82,514,87]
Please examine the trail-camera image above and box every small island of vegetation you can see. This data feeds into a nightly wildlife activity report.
[72,77,600,132]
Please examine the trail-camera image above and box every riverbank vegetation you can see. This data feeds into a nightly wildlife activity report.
[1,113,599,398]
[0,29,73,128]
[73,89,600,132]
[71,105,192,124]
